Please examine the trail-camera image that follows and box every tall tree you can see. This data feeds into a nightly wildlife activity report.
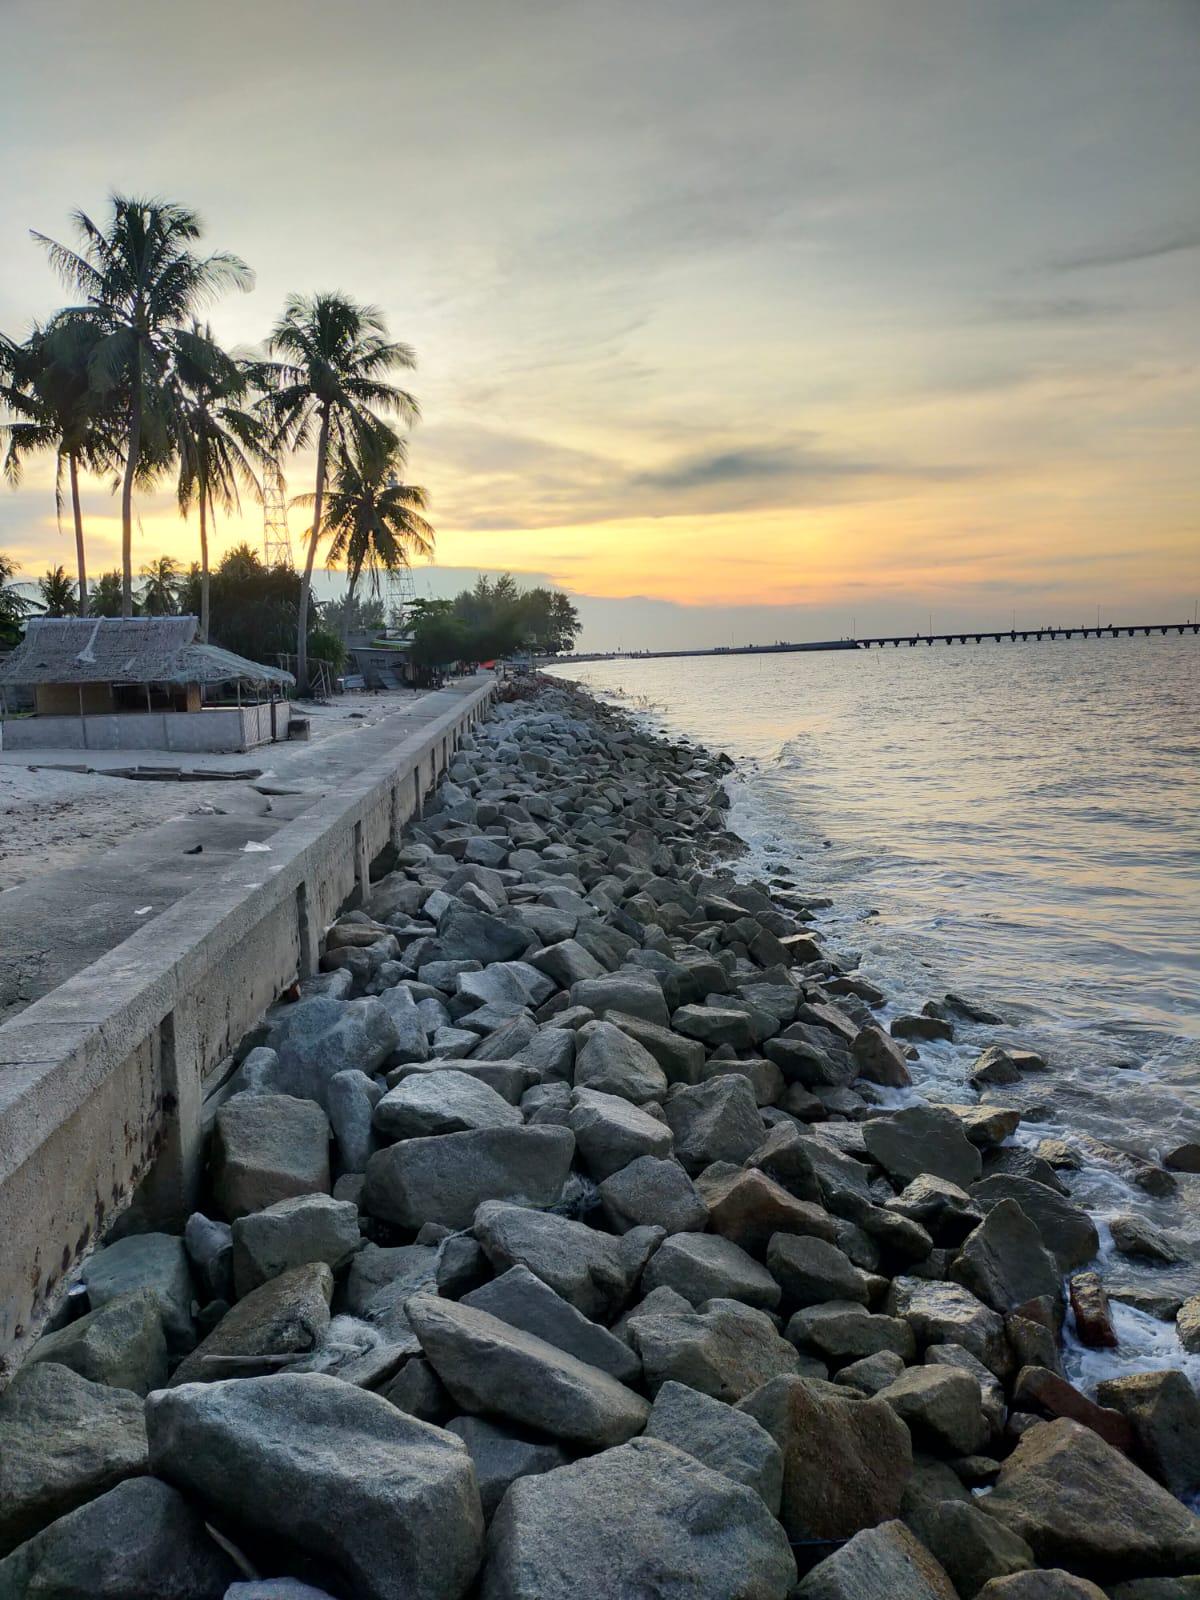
[296,433,433,648]
[263,293,417,693]
[38,565,77,616]
[0,320,114,615]
[0,552,38,646]
[32,195,252,616]
[88,570,129,617]
[173,321,267,641]
[139,554,183,615]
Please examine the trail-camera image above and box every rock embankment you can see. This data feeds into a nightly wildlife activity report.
[1,675,1198,1599]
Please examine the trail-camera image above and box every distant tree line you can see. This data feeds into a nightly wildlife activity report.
[409,574,581,667]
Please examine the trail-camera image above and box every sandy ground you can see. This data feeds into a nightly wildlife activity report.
[0,689,428,893]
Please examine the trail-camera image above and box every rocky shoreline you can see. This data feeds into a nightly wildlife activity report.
[1,674,1198,1599]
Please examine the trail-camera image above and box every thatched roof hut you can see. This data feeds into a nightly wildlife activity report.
[0,616,293,691]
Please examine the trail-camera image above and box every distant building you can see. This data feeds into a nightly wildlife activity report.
[0,615,294,753]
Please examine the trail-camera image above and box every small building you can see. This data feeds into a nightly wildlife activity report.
[0,615,294,754]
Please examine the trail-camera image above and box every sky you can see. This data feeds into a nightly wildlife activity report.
[1,0,1197,650]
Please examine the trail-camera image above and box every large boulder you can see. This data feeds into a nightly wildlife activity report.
[598,1154,708,1234]
[887,1276,1010,1376]
[976,1577,1107,1600]
[863,1107,982,1189]
[644,1380,784,1512]
[970,1176,1098,1272]
[627,1298,799,1401]
[146,1373,484,1600]
[951,1199,1062,1313]
[0,1363,148,1556]
[981,1418,1200,1578]
[642,1231,781,1310]
[268,996,399,1103]
[170,1263,333,1385]
[445,1416,569,1521]
[373,1070,523,1139]
[1096,1368,1200,1496]
[0,1476,239,1599]
[212,1093,331,1221]
[571,971,671,1028]
[877,1366,988,1456]
[462,1265,641,1383]
[473,1200,661,1322]
[767,1233,870,1308]
[904,1499,1034,1600]
[81,1231,195,1356]
[364,1126,575,1230]
[232,1194,361,1296]
[663,1076,765,1174]
[573,1022,669,1104]
[739,1375,912,1541]
[788,1301,916,1365]
[796,1520,956,1600]
[699,1167,836,1257]
[852,1027,913,1089]
[26,1289,167,1396]
[481,1436,796,1599]
[407,1295,648,1448]
[567,1088,673,1180]
[438,905,530,965]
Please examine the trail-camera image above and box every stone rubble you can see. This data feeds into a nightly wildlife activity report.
[0,673,1195,1599]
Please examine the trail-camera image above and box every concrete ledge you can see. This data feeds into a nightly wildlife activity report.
[0,677,494,1369]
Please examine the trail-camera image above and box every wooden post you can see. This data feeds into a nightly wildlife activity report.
[78,685,88,750]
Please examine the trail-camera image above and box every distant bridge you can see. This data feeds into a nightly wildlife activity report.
[545,620,1199,666]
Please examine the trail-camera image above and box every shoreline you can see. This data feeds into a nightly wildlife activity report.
[1,672,1197,1594]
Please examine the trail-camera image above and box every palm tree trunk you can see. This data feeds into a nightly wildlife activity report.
[120,361,142,618]
[199,480,211,642]
[69,452,88,617]
[340,559,363,650]
[296,406,330,697]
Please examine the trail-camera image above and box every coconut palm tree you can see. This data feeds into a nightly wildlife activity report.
[32,196,253,616]
[38,565,77,616]
[0,552,38,645]
[0,320,115,615]
[173,322,268,641]
[139,554,183,615]
[88,570,129,617]
[296,433,434,649]
[262,293,417,694]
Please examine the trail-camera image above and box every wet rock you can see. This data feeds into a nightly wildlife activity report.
[904,1500,1034,1598]
[0,1476,239,1599]
[482,1435,796,1599]
[212,1093,331,1221]
[981,1417,1200,1578]
[888,1174,981,1247]
[445,1416,568,1521]
[642,1230,781,1310]
[598,1154,708,1234]
[474,1199,661,1321]
[0,1363,148,1556]
[969,1046,1024,1089]
[887,1276,1010,1377]
[738,1375,913,1541]
[767,1233,871,1308]
[1177,1294,1200,1352]
[1097,1368,1200,1496]
[573,1020,669,1103]
[463,1264,640,1382]
[892,1014,953,1043]
[1110,1213,1183,1263]
[863,1106,982,1189]
[1011,1366,1135,1452]
[951,1199,1062,1313]
[169,1263,333,1385]
[147,1372,484,1600]
[663,1076,765,1173]
[699,1166,836,1256]
[408,1294,648,1447]
[970,1175,1098,1272]
[627,1298,800,1401]
[232,1194,360,1296]
[1067,1272,1118,1348]
[795,1519,956,1600]
[26,1289,167,1396]
[373,1069,523,1139]
[81,1232,195,1357]
[853,1026,913,1088]
[1164,1142,1200,1173]
[644,1380,784,1512]
[789,1300,916,1364]
[364,1126,575,1230]
[567,1087,673,1179]
[878,1366,988,1456]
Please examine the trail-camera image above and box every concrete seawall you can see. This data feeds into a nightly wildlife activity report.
[0,677,494,1373]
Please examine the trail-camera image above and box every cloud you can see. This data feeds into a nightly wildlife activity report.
[634,444,878,493]
[986,296,1125,323]
[1049,226,1200,273]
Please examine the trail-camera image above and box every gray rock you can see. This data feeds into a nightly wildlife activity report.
[603,1011,706,1084]
[1096,1368,1200,1497]
[663,1076,765,1174]
[146,1372,484,1600]
[407,1294,649,1447]
[438,904,529,964]
[981,1418,1200,1578]
[382,1355,452,1423]
[795,1519,956,1600]
[567,1087,673,1180]
[529,938,606,988]
[445,1415,568,1521]
[226,1585,337,1600]
[364,1126,575,1230]
[463,1265,641,1383]
[738,1375,914,1541]
[482,1436,796,1599]
[670,1003,757,1051]
[767,1234,870,1309]
[887,1276,1010,1377]
[644,1380,784,1512]
[744,1121,824,1204]
[82,1232,195,1357]
[26,1290,167,1396]
[231,1194,361,1297]
[643,1231,781,1310]
[169,1263,333,1385]
[473,1200,661,1321]
[878,1365,988,1455]
[863,1106,983,1189]
[185,1212,234,1303]
[788,1301,916,1364]
[392,1057,535,1104]
[212,1093,331,1221]
[571,970,671,1027]
[0,1363,148,1556]
[905,1499,1035,1599]
[573,1021,669,1103]
[1109,1213,1183,1263]
[952,1199,1063,1313]
[970,1176,1098,1272]
[700,1166,836,1256]
[598,1154,708,1234]
[835,1350,907,1396]
[268,996,399,1104]
[926,1343,1007,1434]
[853,1027,913,1088]
[345,1242,438,1319]
[374,1069,523,1139]
[0,1476,239,1599]
[628,1298,799,1401]
[520,1026,576,1082]
[976,1576,1108,1600]
[327,1068,381,1172]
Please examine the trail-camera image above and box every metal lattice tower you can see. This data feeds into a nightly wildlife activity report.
[387,562,417,630]
[262,460,294,569]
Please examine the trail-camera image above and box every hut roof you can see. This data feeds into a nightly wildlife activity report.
[0,616,294,689]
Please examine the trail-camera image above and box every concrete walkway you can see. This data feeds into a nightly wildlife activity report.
[0,682,481,1022]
